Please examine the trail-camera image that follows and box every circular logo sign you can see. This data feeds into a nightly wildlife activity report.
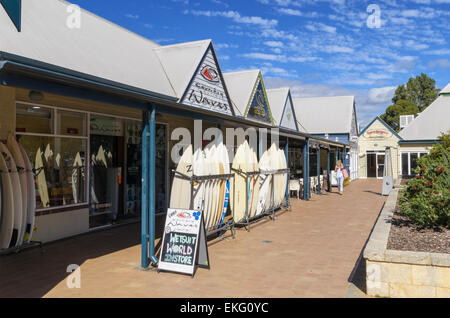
[201,65,220,83]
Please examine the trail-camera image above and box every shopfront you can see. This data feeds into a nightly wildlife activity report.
[357,117,402,181]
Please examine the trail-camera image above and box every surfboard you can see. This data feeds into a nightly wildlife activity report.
[0,153,14,249]
[211,142,226,228]
[72,152,83,204]
[169,144,193,210]
[35,147,50,209]
[230,140,248,223]
[192,148,206,212]
[7,134,29,244]
[0,142,23,247]
[278,148,288,207]
[18,143,36,244]
[218,144,231,227]
[256,146,271,216]
[250,145,260,218]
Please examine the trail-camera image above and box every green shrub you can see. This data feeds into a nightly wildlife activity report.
[399,132,450,228]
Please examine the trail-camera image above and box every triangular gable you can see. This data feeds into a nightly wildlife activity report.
[1,0,21,32]
[180,43,234,116]
[280,91,299,131]
[244,72,274,125]
[359,116,402,140]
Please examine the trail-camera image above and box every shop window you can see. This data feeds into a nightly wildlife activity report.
[401,153,409,176]
[401,152,429,176]
[16,135,87,209]
[16,103,54,134]
[57,110,87,137]
[16,104,88,209]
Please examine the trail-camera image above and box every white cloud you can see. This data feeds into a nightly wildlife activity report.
[185,10,278,28]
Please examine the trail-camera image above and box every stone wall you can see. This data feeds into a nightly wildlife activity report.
[364,188,450,298]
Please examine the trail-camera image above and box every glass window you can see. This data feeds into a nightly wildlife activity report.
[57,110,87,137]
[410,153,419,174]
[401,153,409,176]
[16,135,87,209]
[16,103,54,134]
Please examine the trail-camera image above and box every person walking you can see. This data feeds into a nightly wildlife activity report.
[335,160,345,195]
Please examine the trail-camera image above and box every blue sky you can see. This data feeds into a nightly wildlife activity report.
[70,0,450,128]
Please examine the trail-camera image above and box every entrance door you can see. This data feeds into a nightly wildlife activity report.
[367,152,385,179]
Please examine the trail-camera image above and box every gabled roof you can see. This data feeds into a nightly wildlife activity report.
[266,87,289,125]
[223,70,274,125]
[359,116,402,140]
[153,40,211,99]
[440,83,450,95]
[292,96,356,134]
[399,93,450,141]
[266,88,303,132]
[223,70,260,117]
[0,0,176,98]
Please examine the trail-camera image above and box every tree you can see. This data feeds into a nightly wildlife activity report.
[382,73,440,131]
[380,100,419,132]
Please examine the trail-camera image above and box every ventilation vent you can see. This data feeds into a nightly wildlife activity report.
[400,115,415,129]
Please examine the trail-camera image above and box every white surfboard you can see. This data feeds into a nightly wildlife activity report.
[230,140,248,223]
[18,143,36,243]
[204,144,218,230]
[278,149,288,207]
[256,146,271,216]
[169,144,193,210]
[72,152,83,204]
[218,143,231,226]
[35,147,50,209]
[210,142,226,228]
[7,134,29,244]
[0,142,23,247]
[0,153,14,249]
[192,147,206,213]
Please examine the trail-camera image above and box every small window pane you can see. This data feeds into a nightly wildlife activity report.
[57,110,87,136]
[17,135,87,209]
[401,153,409,175]
[410,153,419,175]
[16,104,54,134]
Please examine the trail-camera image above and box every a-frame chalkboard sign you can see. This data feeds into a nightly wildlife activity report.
[158,209,210,277]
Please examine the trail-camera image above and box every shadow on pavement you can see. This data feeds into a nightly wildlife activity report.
[0,217,164,298]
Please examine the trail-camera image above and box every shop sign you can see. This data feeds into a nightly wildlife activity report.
[364,129,391,139]
[182,48,232,116]
[158,209,209,276]
[246,77,273,125]
[90,116,123,136]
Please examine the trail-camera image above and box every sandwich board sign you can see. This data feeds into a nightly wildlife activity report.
[158,209,210,276]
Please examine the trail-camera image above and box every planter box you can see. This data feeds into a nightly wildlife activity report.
[363,188,450,298]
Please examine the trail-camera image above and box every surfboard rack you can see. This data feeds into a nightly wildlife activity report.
[171,170,237,241]
[0,240,43,256]
[233,168,291,232]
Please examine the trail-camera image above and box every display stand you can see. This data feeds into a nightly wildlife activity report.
[172,170,236,240]
[232,168,290,232]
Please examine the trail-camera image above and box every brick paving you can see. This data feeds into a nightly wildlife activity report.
[0,179,386,298]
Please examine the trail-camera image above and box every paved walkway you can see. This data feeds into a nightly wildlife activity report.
[0,179,386,298]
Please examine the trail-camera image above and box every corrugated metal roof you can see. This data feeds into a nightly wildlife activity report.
[266,87,289,125]
[223,70,260,116]
[153,40,211,99]
[399,94,450,141]
[440,83,450,95]
[292,96,355,134]
[0,0,176,98]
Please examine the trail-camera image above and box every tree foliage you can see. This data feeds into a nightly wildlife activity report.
[381,73,440,132]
